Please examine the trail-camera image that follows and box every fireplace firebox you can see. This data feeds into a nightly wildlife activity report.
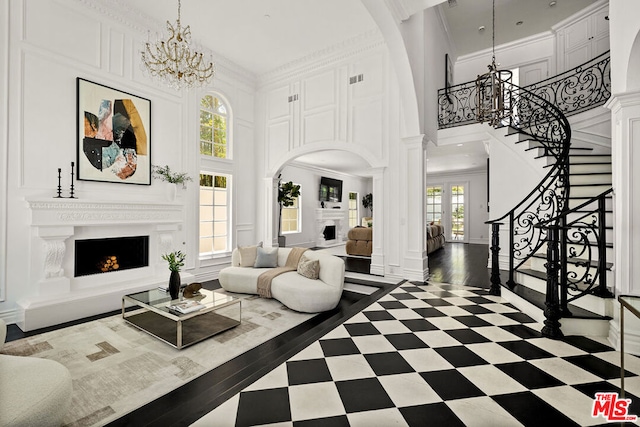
[75,236,149,277]
[323,225,336,241]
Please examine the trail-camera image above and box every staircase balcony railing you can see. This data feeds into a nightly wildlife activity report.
[438,51,611,130]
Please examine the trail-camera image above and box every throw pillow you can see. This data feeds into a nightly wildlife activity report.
[297,255,320,280]
[254,246,278,268]
[238,242,263,267]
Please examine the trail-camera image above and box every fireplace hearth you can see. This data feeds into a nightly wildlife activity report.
[75,236,149,277]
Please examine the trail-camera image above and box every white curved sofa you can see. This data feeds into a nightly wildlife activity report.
[0,318,73,427]
[219,248,345,313]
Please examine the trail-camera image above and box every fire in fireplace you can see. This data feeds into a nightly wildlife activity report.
[323,225,336,241]
[75,236,149,277]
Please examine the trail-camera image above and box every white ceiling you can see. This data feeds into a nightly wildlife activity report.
[442,0,597,57]
[126,0,598,175]
[127,0,378,76]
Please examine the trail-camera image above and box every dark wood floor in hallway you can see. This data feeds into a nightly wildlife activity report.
[428,242,490,288]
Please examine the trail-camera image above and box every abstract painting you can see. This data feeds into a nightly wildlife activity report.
[77,78,151,185]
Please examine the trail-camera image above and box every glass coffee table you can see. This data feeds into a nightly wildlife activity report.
[122,288,241,349]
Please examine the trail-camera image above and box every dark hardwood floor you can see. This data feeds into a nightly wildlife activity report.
[428,242,491,288]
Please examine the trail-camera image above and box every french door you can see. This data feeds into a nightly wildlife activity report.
[426,183,468,243]
[450,184,466,242]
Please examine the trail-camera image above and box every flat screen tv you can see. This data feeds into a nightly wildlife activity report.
[319,177,342,202]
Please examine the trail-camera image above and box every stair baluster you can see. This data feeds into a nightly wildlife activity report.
[489,222,502,296]
[542,225,564,339]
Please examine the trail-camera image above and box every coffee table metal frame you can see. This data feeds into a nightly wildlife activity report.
[122,288,241,349]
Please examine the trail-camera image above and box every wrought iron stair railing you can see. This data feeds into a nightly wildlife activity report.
[437,52,612,339]
[485,83,572,293]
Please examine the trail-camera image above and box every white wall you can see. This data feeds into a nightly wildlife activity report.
[427,169,489,244]
[0,0,256,324]
[454,32,555,85]
[279,164,372,247]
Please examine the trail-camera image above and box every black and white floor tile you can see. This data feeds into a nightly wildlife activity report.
[192,282,640,427]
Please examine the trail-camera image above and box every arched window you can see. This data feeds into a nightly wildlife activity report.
[199,93,232,259]
[200,95,228,159]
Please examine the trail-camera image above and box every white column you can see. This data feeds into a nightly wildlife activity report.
[402,135,428,282]
[607,92,640,352]
[370,167,386,276]
[262,177,278,247]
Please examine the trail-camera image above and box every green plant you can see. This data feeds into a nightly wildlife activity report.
[277,179,301,237]
[152,165,193,188]
[162,251,186,272]
[362,193,373,216]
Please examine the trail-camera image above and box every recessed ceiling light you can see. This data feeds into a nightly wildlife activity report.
[457,143,463,146]
[516,21,523,26]
[478,25,485,32]
[549,1,557,6]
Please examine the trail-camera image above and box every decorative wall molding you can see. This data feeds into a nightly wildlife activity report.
[71,0,257,87]
[456,31,555,66]
[27,198,184,227]
[258,29,385,87]
[0,0,9,302]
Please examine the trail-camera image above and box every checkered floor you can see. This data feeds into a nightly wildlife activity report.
[192,281,640,427]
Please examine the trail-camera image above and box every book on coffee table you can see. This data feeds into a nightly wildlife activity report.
[169,300,205,314]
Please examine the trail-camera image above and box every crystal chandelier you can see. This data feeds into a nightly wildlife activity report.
[475,0,512,127]
[141,0,214,90]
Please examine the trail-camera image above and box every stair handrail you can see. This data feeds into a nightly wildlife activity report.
[485,82,572,289]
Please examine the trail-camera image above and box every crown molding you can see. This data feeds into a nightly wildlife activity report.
[551,0,609,32]
[456,31,555,65]
[71,0,257,87]
[258,28,385,88]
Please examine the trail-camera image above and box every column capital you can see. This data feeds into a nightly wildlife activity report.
[401,134,427,148]
[606,90,640,113]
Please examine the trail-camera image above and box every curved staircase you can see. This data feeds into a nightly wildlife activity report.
[437,51,612,338]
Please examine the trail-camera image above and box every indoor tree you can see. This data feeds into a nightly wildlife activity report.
[278,179,301,246]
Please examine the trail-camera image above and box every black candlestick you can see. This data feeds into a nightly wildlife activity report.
[69,161,76,198]
[55,168,62,198]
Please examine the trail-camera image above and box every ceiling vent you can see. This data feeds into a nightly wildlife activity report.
[448,0,458,7]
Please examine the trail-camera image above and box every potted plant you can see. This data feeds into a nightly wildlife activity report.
[362,193,373,227]
[162,250,186,299]
[277,178,301,247]
[152,165,193,201]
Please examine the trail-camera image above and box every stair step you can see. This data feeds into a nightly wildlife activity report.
[569,163,612,174]
[569,184,612,197]
[504,276,611,320]
[546,154,611,167]
[531,253,613,270]
[568,196,613,210]
[534,147,593,159]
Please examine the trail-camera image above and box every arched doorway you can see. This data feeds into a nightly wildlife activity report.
[265,145,385,275]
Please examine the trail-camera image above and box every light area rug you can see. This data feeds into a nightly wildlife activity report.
[0,291,314,427]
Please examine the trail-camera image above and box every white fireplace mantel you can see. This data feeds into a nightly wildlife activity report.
[27,198,184,227]
[18,197,189,331]
[315,208,347,247]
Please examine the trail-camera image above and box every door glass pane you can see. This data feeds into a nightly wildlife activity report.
[451,185,465,241]
[426,186,442,224]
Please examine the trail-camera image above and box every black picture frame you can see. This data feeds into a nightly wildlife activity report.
[76,78,151,185]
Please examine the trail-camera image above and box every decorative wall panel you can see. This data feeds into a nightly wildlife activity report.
[24,0,101,68]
